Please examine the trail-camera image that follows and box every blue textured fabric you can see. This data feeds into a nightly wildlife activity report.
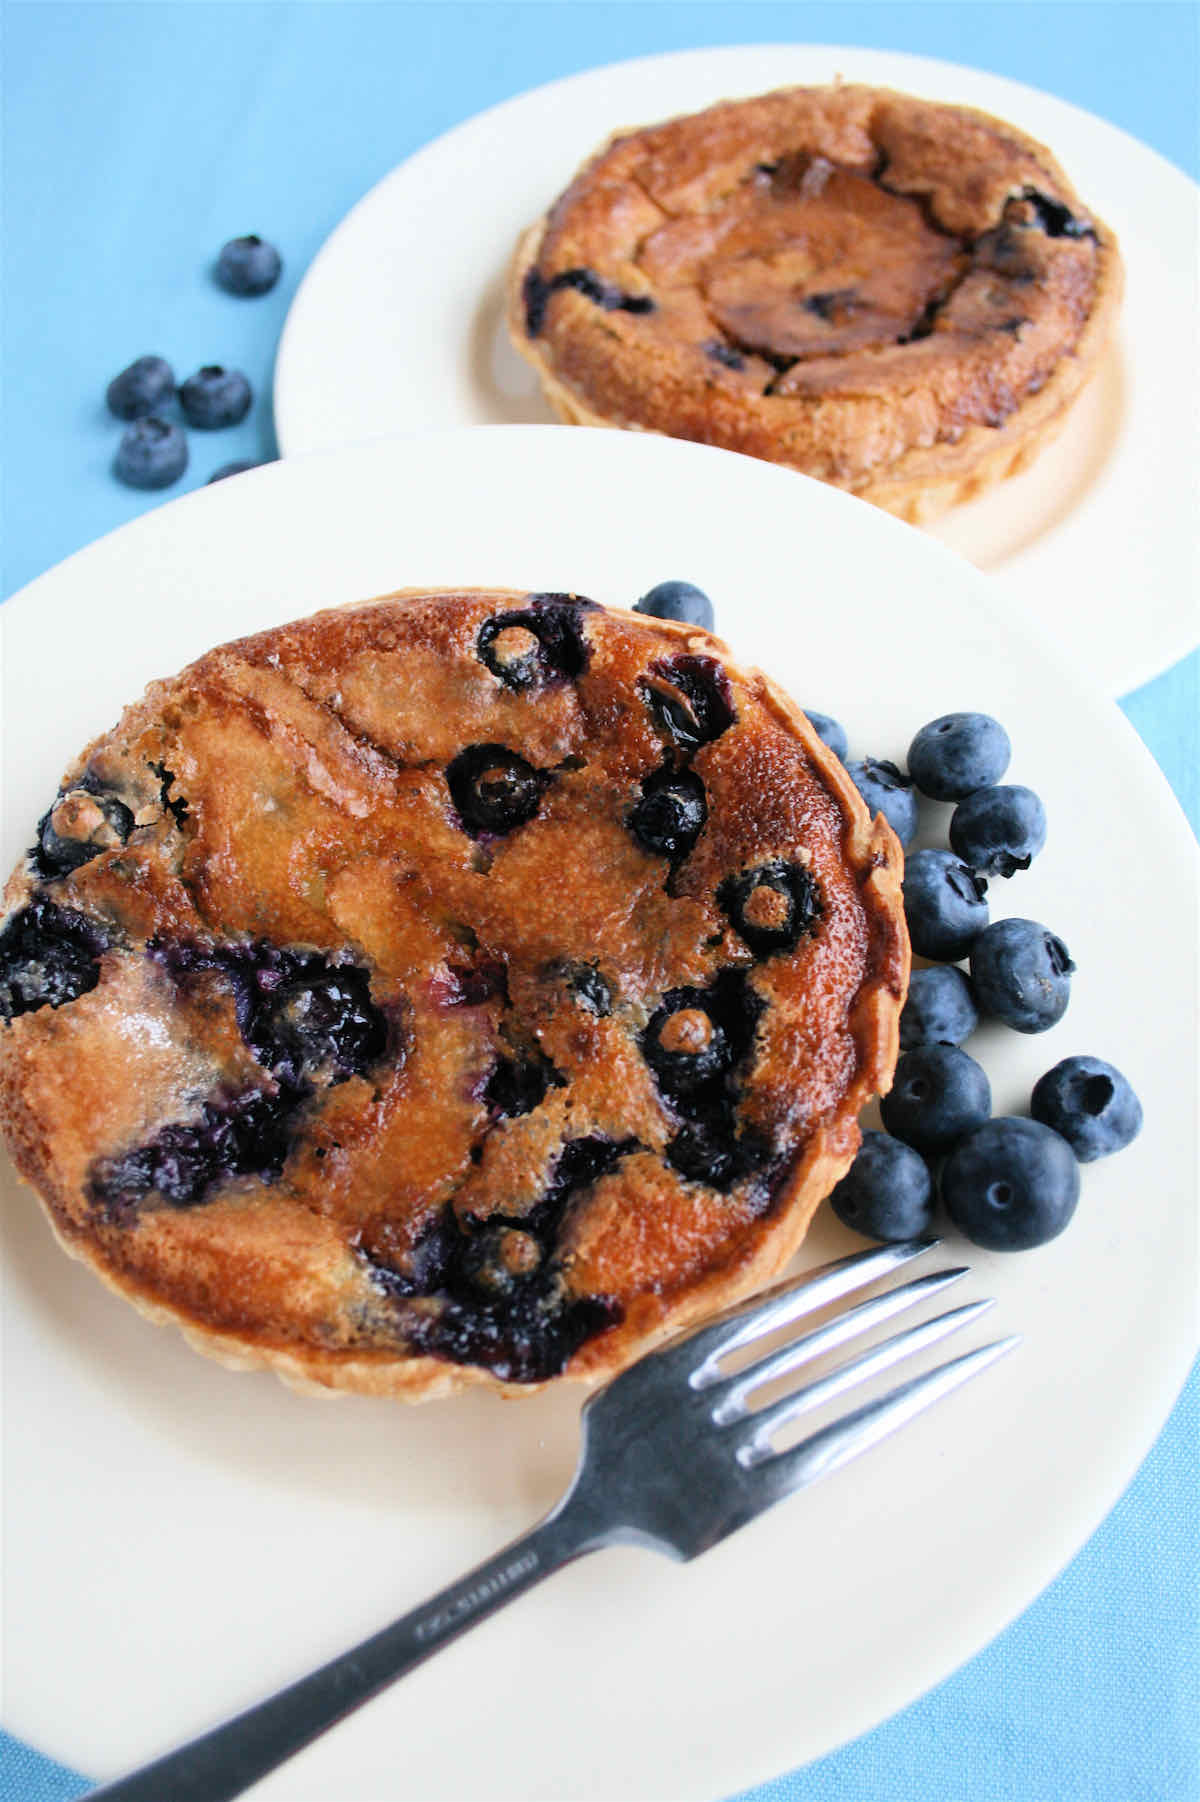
[2,6,1197,1799]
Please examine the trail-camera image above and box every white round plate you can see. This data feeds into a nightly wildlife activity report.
[273,44,1200,698]
[2,428,1196,1800]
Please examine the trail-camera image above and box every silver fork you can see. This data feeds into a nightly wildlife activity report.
[89,1240,1017,1802]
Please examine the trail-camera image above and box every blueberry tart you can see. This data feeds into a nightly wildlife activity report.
[0,590,907,1398]
[508,85,1122,523]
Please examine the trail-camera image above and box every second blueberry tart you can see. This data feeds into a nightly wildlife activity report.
[508,84,1122,523]
[0,589,908,1399]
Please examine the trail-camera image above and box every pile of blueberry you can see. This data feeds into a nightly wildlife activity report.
[632,580,1143,1256]
[820,708,1142,1252]
[105,236,281,491]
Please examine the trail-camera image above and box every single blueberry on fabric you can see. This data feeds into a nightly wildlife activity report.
[802,710,849,761]
[106,354,175,421]
[216,234,283,296]
[113,417,188,489]
[941,1116,1080,1249]
[881,1044,991,1151]
[950,784,1047,876]
[633,580,715,630]
[899,964,979,1049]
[970,918,1074,1032]
[902,849,989,961]
[907,712,1011,800]
[846,758,918,847]
[830,1131,934,1240]
[179,366,253,429]
[1031,1056,1143,1161]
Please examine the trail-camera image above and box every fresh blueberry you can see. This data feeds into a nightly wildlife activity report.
[113,417,188,490]
[0,899,109,1019]
[1030,1056,1143,1162]
[970,918,1074,1032]
[899,965,979,1049]
[829,1131,934,1241]
[215,234,283,297]
[941,1117,1080,1250]
[718,858,820,956]
[950,785,1047,877]
[880,1044,991,1152]
[105,355,175,421]
[446,744,546,835]
[902,849,990,961]
[802,711,849,761]
[640,655,734,751]
[846,758,918,847]
[208,459,261,483]
[179,366,253,430]
[629,767,707,861]
[633,580,715,631]
[907,713,1011,800]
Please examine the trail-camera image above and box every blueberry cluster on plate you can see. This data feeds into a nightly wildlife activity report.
[787,702,1144,1253]
[104,235,281,491]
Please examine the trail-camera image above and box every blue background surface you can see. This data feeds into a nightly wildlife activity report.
[2,4,1197,1799]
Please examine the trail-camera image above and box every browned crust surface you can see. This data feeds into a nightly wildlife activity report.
[0,590,907,1399]
[507,84,1123,523]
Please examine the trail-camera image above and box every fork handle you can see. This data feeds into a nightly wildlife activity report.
[87,1500,596,1802]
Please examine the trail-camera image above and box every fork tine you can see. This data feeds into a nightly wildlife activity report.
[709,1270,973,1426]
[742,1336,1021,1509]
[681,1240,938,1390]
[735,1298,996,1457]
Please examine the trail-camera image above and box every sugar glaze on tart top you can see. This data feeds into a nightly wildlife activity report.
[0,590,907,1398]
[509,85,1123,523]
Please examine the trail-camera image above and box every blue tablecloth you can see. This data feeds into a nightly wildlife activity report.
[2,5,1196,1799]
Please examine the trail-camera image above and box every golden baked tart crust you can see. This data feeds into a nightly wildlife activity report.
[0,590,907,1399]
[508,85,1123,523]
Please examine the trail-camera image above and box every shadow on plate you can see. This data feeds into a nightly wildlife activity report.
[471,269,1126,577]
[470,272,558,425]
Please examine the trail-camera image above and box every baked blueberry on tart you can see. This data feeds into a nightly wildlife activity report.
[508,86,1122,523]
[0,590,907,1398]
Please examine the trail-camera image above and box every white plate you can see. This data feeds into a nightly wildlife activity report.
[1,428,1195,1800]
[272,45,1200,699]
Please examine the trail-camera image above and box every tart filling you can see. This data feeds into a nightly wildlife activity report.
[508,85,1122,522]
[0,590,907,1398]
